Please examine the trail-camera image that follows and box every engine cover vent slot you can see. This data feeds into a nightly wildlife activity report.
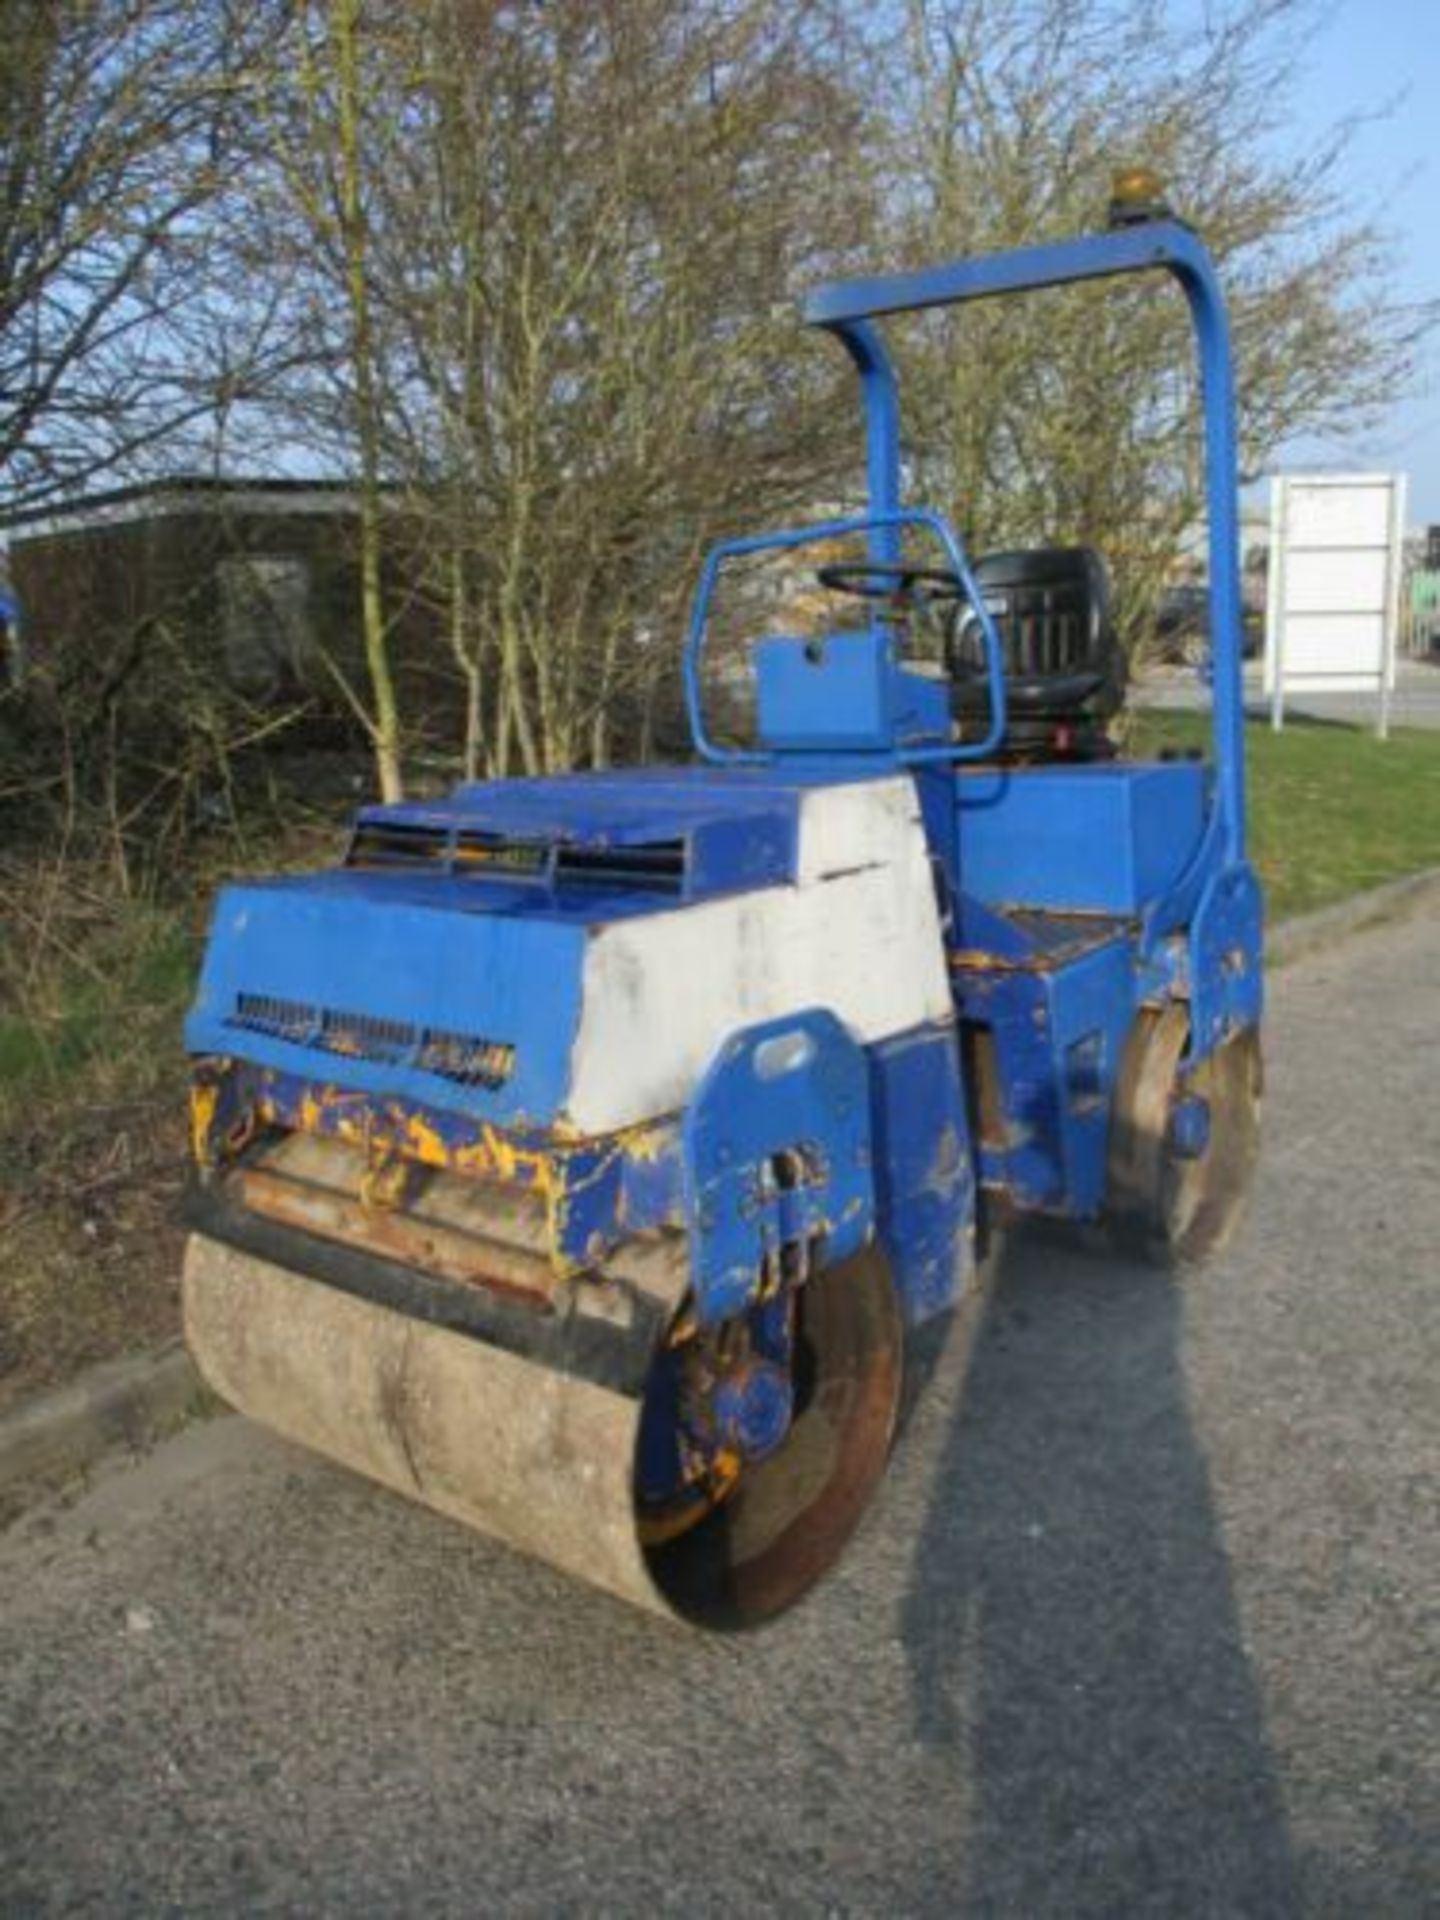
[227,993,314,1044]
[319,1008,412,1065]
[226,993,515,1089]
[553,841,685,891]
[412,1032,516,1088]
[348,820,686,893]
[346,821,450,867]
[454,829,549,876]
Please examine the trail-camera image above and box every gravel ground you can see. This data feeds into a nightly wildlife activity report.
[0,909,1436,1917]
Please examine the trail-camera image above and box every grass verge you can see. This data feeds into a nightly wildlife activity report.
[0,889,197,1413]
[0,819,339,1415]
[1130,712,1440,920]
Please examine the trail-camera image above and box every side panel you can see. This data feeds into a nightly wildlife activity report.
[679,1011,974,1326]
[955,936,1136,1217]
[185,881,588,1128]
[683,1009,875,1323]
[955,763,1206,915]
[756,632,894,751]
[793,773,933,884]
[1189,861,1264,1056]
[568,780,950,1133]
[868,1021,975,1323]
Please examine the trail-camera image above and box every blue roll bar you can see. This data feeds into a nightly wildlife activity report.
[806,220,1247,859]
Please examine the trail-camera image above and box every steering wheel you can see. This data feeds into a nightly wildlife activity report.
[815,561,965,607]
[947,602,995,680]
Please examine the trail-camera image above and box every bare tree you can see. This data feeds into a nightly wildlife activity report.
[0,0,279,513]
[21,0,1418,800]
[243,0,872,782]
[223,0,411,800]
[882,0,1437,652]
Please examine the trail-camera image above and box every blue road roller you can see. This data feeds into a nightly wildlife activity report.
[182,204,1262,1627]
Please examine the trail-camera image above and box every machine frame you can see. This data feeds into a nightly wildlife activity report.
[801,217,1249,863]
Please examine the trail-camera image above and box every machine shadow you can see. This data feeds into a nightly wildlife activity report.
[898,1226,1301,1914]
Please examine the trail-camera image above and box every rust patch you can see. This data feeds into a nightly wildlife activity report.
[232,1164,558,1311]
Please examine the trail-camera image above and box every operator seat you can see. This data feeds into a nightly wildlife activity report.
[949,546,1125,760]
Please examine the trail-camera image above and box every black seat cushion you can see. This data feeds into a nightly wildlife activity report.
[949,546,1125,727]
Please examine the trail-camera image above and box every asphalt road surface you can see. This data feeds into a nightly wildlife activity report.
[2,910,1436,1916]
[1137,655,1440,729]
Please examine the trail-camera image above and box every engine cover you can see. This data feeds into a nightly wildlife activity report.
[186,770,950,1136]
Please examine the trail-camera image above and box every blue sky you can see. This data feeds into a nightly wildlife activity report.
[1278,0,1440,520]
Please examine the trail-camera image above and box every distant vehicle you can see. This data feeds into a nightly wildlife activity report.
[1155,582,1262,665]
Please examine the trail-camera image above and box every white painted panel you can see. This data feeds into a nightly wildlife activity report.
[1279,612,1387,675]
[1284,483,1392,548]
[794,775,923,883]
[1284,548,1388,617]
[566,804,949,1133]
